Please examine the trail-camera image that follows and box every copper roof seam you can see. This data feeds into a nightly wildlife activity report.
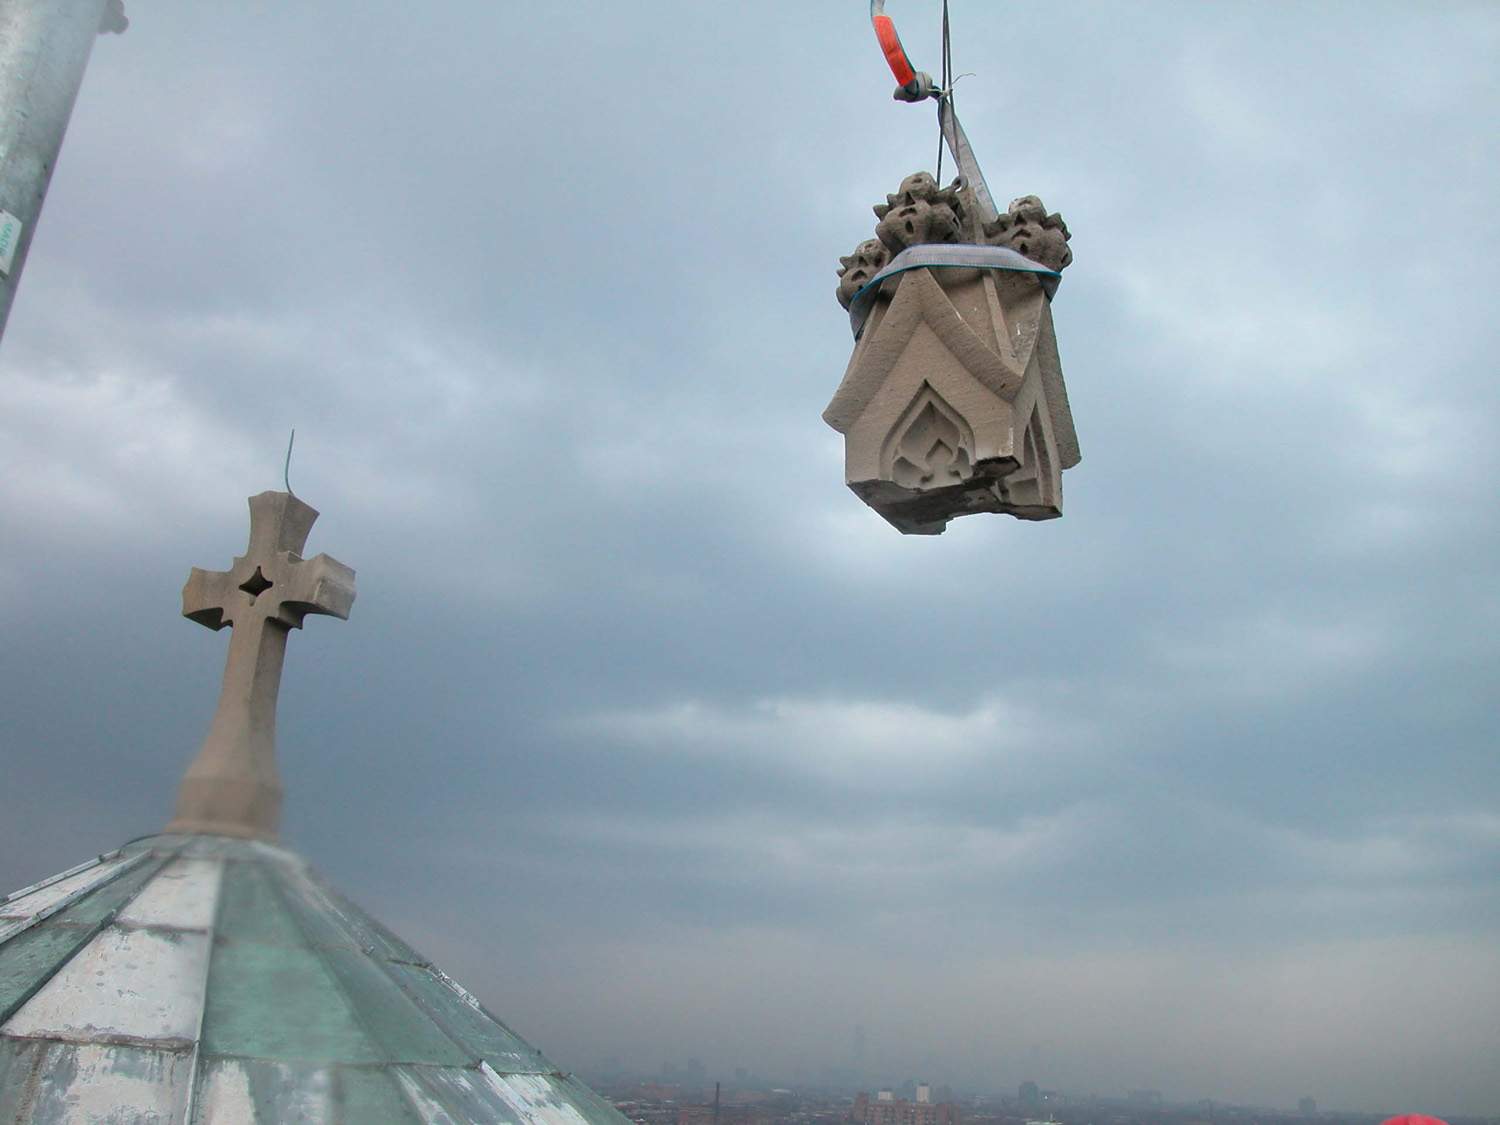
[0,848,122,907]
[260,856,432,1068]
[294,869,489,1068]
[328,1063,350,1125]
[1,919,96,932]
[0,850,153,949]
[12,1035,48,1123]
[144,834,303,869]
[186,1051,495,1071]
[109,918,212,936]
[178,850,226,1125]
[253,864,483,1122]
[198,933,369,952]
[0,853,175,1027]
[422,960,552,1065]
[301,866,426,962]
[382,956,538,1072]
[0,1029,197,1051]
[389,1058,473,1119]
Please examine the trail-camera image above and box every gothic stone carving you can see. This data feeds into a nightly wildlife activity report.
[983,194,1072,272]
[873,173,967,255]
[837,239,890,311]
[826,178,1079,534]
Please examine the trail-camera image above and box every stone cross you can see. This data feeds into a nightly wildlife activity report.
[167,490,355,841]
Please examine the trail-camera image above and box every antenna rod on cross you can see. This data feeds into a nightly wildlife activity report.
[0,0,127,351]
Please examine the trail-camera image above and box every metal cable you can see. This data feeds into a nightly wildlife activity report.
[935,0,951,184]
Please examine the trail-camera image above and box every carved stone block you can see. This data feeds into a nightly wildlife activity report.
[825,180,1080,535]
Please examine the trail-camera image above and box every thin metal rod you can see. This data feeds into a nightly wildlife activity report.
[936,0,951,184]
[283,429,296,495]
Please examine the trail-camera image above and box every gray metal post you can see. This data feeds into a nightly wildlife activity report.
[0,0,125,349]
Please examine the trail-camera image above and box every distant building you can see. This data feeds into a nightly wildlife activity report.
[1299,1098,1317,1117]
[632,1083,685,1102]
[1019,1082,1041,1110]
[853,1090,960,1125]
[679,1106,768,1125]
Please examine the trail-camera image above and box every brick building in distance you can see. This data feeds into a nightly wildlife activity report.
[852,1088,960,1125]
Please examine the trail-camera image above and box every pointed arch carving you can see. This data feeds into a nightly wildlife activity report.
[999,402,1059,514]
[881,382,977,491]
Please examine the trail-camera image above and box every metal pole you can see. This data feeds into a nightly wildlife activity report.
[0,0,125,349]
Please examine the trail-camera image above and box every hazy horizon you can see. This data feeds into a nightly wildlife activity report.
[1,2,1496,1116]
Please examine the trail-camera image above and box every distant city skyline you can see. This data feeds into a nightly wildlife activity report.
[597,1063,1482,1125]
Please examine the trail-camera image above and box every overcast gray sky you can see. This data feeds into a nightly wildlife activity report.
[2,1,1497,1115]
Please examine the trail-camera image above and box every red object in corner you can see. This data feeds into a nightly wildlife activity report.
[1380,1116,1449,1125]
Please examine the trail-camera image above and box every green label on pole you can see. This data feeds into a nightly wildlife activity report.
[0,210,22,277]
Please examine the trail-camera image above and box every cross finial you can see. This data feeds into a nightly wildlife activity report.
[167,491,355,840]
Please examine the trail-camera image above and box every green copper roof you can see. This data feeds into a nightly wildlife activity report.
[0,834,630,1124]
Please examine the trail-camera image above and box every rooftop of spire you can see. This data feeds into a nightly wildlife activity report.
[0,489,628,1121]
[0,833,627,1122]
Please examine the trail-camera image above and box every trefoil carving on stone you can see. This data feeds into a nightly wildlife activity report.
[885,383,975,491]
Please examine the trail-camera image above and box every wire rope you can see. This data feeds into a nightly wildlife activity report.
[936,0,951,185]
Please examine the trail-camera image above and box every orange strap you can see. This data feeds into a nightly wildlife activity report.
[872,13,916,88]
